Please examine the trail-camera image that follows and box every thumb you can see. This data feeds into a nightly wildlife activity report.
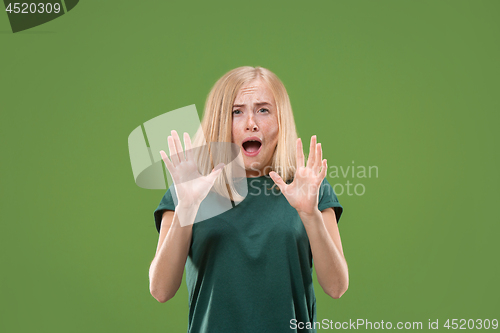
[212,162,225,172]
[206,163,225,182]
[269,171,287,193]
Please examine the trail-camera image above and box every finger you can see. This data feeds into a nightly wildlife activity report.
[206,163,225,183]
[210,162,225,174]
[319,159,327,181]
[160,150,174,173]
[306,135,316,168]
[314,143,322,174]
[168,135,180,166]
[296,138,304,170]
[269,171,287,193]
[171,130,185,162]
[184,132,195,161]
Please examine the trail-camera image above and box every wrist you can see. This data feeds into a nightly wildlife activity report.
[297,207,321,220]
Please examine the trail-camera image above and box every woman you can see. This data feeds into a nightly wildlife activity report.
[149,66,348,332]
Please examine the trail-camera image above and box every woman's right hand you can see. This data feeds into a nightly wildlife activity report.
[160,130,224,207]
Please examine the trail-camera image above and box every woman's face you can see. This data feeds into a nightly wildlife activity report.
[231,79,279,178]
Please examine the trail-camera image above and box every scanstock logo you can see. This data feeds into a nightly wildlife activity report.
[3,1,79,33]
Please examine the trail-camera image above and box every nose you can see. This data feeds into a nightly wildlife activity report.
[245,114,259,132]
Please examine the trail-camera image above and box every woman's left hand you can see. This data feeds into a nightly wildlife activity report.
[269,135,327,216]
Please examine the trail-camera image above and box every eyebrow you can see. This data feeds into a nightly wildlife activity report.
[233,102,272,108]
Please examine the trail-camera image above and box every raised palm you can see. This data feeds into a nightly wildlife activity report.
[160,130,224,207]
[269,135,327,216]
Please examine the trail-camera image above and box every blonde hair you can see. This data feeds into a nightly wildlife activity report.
[192,66,298,202]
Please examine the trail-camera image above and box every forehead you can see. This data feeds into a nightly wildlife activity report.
[233,79,275,105]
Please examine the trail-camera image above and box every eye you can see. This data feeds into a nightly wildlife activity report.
[232,109,242,115]
[258,108,269,113]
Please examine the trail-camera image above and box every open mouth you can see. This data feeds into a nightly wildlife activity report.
[242,137,262,157]
[242,140,262,153]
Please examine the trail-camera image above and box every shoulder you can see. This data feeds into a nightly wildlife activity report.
[319,178,335,198]
[318,178,344,222]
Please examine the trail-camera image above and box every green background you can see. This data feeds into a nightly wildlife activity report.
[1,1,499,332]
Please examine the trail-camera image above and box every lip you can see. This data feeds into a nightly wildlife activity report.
[242,136,262,157]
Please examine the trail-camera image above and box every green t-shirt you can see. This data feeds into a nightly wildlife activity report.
[154,175,343,333]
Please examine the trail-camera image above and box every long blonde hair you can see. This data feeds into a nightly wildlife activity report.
[192,66,298,202]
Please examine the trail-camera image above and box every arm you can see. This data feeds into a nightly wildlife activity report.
[149,130,223,303]
[299,207,348,299]
[269,135,348,299]
[149,202,200,303]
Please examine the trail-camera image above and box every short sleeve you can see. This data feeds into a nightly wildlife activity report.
[318,178,344,223]
[153,186,176,234]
